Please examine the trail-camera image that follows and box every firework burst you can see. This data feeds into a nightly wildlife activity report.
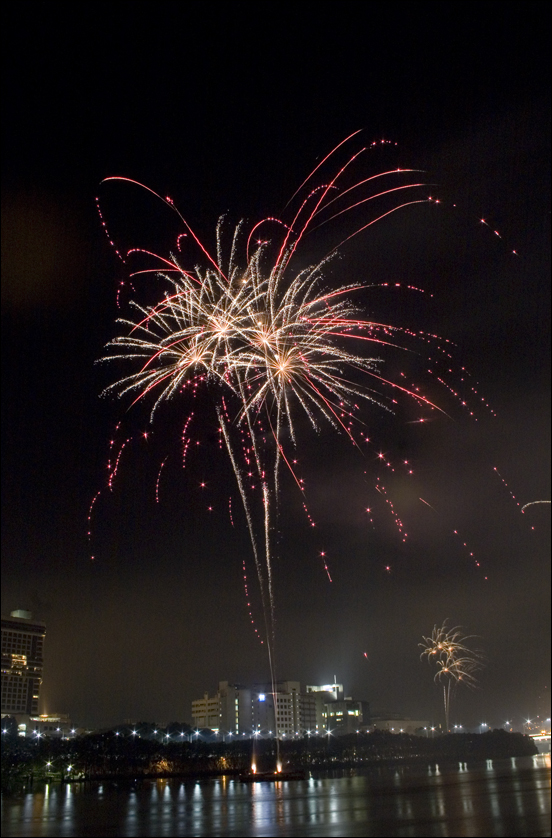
[420,621,484,731]
[97,134,441,750]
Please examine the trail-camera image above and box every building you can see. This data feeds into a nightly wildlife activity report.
[304,684,343,734]
[218,681,252,735]
[191,680,303,737]
[191,678,372,738]
[306,682,344,701]
[369,716,429,734]
[191,681,252,734]
[191,692,222,731]
[326,699,370,735]
[1,610,46,717]
[252,681,301,737]
[29,713,74,738]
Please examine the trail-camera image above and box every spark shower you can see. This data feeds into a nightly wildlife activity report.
[95,132,452,723]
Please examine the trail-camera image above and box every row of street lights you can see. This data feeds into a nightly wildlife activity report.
[113,727,340,741]
[5,717,548,740]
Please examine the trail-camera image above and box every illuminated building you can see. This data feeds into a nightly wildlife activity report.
[306,682,344,700]
[252,681,301,736]
[218,681,252,734]
[1,610,46,717]
[191,682,252,734]
[191,680,302,736]
[325,699,370,734]
[304,683,344,733]
[30,713,73,738]
[191,692,222,731]
[191,678,371,737]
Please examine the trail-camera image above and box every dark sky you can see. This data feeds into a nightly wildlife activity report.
[2,2,550,731]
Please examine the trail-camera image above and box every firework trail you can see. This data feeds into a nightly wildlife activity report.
[420,620,484,731]
[319,551,332,583]
[521,500,551,512]
[155,457,168,504]
[375,479,408,541]
[97,135,447,752]
[452,529,486,577]
[493,467,550,530]
[419,497,435,510]
[493,466,522,509]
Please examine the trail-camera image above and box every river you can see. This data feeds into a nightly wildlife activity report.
[2,755,550,837]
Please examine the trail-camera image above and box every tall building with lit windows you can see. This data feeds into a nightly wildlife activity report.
[1,610,46,716]
[191,691,222,730]
[191,678,371,737]
[191,680,302,736]
[252,681,301,736]
[302,684,342,733]
[218,681,252,734]
[191,681,252,734]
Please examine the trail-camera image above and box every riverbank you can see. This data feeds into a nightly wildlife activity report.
[1,729,537,793]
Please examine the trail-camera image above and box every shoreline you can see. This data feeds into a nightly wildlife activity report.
[2,729,539,794]
[3,750,544,794]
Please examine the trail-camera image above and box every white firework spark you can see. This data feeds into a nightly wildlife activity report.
[98,135,435,755]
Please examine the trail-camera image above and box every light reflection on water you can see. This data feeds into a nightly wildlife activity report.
[2,755,550,837]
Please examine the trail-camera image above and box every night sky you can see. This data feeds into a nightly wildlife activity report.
[2,2,550,732]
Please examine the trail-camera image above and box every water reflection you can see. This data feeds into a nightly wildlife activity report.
[1,756,550,837]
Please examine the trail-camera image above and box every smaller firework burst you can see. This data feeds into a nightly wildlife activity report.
[420,620,484,732]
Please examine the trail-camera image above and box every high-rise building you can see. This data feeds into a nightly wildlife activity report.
[218,681,252,735]
[252,681,301,736]
[191,692,222,730]
[304,683,343,733]
[191,681,252,734]
[1,610,46,717]
[190,678,369,738]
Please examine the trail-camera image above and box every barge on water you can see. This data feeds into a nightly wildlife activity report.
[239,769,306,783]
